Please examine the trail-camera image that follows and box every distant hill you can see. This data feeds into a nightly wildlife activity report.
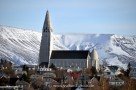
[0,25,136,69]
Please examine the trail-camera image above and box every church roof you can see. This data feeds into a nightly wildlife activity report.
[50,50,90,59]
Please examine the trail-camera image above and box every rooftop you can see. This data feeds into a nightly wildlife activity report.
[50,50,90,59]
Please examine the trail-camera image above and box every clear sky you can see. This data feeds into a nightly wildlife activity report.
[0,0,136,35]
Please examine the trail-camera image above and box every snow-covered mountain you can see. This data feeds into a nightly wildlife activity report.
[0,25,136,69]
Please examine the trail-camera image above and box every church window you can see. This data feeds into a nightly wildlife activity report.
[43,29,48,32]
[43,27,48,32]
[43,29,46,32]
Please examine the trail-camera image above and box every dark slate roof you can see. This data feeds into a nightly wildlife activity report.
[108,66,119,73]
[50,50,89,59]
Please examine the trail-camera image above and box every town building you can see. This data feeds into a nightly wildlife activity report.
[37,67,52,74]
[0,59,13,69]
[129,67,136,78]
[88,77,99,87]
[16,80,30,90]
[109,76,124,86]
[42,71,56,86]
[103,66,119,77]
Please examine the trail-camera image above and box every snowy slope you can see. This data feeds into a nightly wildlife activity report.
[0,25,136,68]
[56,34,136,68]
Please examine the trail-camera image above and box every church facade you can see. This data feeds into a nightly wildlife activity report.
[38,11,100,71]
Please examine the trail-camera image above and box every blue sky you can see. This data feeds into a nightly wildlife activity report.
[0,0,136,35]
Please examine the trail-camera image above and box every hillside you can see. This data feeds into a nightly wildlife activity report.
[0,25,136,68]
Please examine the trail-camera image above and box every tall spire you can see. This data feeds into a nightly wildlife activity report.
[38,10,52,67]
[43,10,52,32]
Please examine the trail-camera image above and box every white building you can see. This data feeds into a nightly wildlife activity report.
[50,50,91,69]
[37,67,52,74]
[109,76,124,86]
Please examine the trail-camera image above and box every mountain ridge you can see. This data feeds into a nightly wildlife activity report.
[0,25,136,69]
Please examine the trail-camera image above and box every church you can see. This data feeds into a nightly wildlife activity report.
[38,11,100,71]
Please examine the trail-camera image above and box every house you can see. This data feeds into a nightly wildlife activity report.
[16,80,30,90]
[65,75,75,85]
[88,77,99,85]
[104,66,119,78]
[129,67,136,78]
[78,74,90,85]
[49,80,60,90]
[15,69,27,75]
[30,74,43,82]
[37,67,52,74]
[103,66,124,86]
[88,77,100,89]
[36,67,56,86]
[42,72,56,86]
[13,65,23,75]
[0,59,13,68]
[115,68,124,76]
[26,65,36,70]
[109,76,124,86]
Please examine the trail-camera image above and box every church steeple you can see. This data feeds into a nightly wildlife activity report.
[39,10,52,67]
[43,10,52,32]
